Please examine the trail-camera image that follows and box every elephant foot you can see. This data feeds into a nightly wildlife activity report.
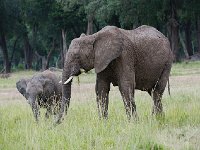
[152,107,165,122]
[133,112,139,121]
[55,114,64,124]
[45,113,50,119]
[98,114,108,120]
[129,111,139,122]
[126,111,139,122]
[55,119,62,125]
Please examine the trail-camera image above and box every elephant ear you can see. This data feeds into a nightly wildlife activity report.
[94,32,123,73]
[16,79,29,98]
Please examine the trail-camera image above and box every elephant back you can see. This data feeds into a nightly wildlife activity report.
[42,70,62,95]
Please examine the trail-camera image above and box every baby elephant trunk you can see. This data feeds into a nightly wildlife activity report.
[28,96,40,122]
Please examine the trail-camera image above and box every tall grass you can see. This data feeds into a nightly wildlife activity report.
[0,62,200,149]
[171,61,200,76]
[0,70,36,88]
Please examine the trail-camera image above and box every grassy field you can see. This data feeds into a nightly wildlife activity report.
[0,61,200,149]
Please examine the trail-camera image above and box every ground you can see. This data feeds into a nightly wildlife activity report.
[0,61,200,149]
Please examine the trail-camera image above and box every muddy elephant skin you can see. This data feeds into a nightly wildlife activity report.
[57,25,173,123]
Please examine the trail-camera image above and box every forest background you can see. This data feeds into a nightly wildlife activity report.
[0,0,200,73]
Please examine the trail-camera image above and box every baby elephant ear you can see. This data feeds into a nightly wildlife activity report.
[16,78,29,98]
[94,32,123,73]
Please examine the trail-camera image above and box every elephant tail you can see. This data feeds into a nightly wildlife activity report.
[167,78,171,96]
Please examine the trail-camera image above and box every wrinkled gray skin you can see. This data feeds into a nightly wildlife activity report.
[16,70,62,121]
[16,78,30,99]
[57,25,173,123]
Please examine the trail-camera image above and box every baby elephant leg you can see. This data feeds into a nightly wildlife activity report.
[45,106,53,119]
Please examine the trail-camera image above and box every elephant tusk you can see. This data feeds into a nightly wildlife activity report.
[64,76,73,84]
[59,81,62,83]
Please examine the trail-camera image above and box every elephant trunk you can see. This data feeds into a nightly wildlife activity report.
[28,96,40,122]
[56,71,72,124]
[56,56,81,124]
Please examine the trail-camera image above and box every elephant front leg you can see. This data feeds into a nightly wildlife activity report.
[95,76,110,119]
[30,100,40,122]
[119,82,138,120]
[45,105,53,119]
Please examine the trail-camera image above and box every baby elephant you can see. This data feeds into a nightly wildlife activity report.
[16,70,62,121]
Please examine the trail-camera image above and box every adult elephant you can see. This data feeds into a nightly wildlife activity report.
[57,25,173,123]
[16,70,62,121]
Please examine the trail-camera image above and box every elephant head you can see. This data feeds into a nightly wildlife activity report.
[16,78,30,99]
[57,26,123,123]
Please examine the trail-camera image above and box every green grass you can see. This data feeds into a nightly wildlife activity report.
[0,70,37,88]
[171,61,200,76]
[1,93,200,149]
[0,61,200,149]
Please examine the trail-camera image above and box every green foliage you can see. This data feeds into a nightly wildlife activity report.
[16,63,24,71]
[0,0,21,34]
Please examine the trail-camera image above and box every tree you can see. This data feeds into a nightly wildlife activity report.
[167,0,180,61]
[84,0,101,35]
[0,0,22,73]
[1,0,200,72]
[50,0,87,67]
[197,17,200,53]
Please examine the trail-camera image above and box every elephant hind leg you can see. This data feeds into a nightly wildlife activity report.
[151,64,171,116]
[152,90,163,115]
[147,89,162,115]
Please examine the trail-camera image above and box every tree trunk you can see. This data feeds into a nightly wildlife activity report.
[10,36,19,65]
[179,31,189,59]
[168,0,179,62]
[45,39,55,69]
[42,56,47,71]
[32,24,38,52]
[108,14,121,28]
[86,15,93,35]
[61,29,67,68]
[0,33,11,73]
[23,33,33,69]
[35,51,42,70]
[185,20,193,56]
[197,16,200,53]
